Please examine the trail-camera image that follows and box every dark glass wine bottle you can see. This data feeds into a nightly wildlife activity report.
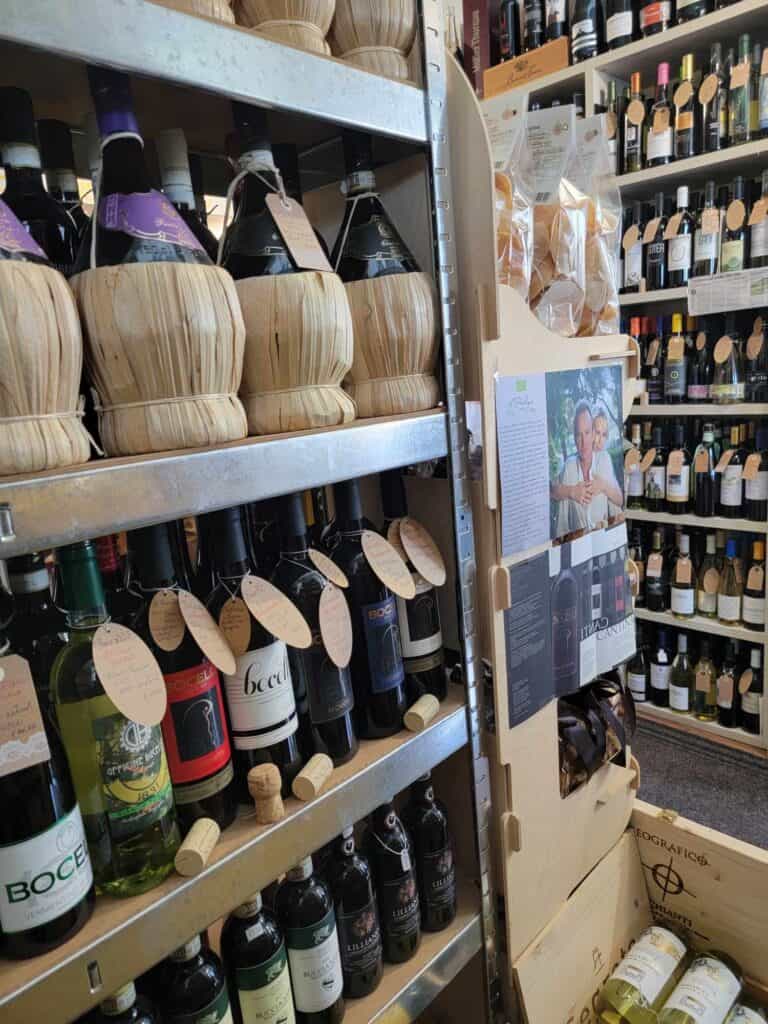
[331,130,418,282]
[37,118,88,235]
[745,427,768,520]
[645,529,668,613]
[693,180,720,276]
[673,55,696,160]
[89,981,160,1024]
[221,891,296,1024]
[0,88,79,275]
[365,803,420,964]
[729,34,752,146]
[720,176,748,272]
[0,628,95,958]
[742,539,765,631]
[623,201,644,292]
[326,828,384,998]
[271,493,358,766]
[701,43,728,153]
[499,0,521,59]
[275,856,345,1024]
[330,479,407,739]
[74,67,211,273]
[639,0,672,35]
[718,425,745,517]
[693,424,717,516]
[676,0,711,21]
[551,541,579,693]
[749,170,768,268]
[629,527,646,608]
[645,428,667,512]
[545,0,568,38]
[646,64,673,167]
[403,773,457,932]
[379,471,446,703]
[745,315,768,400]
[522,0,545,50]
[650,627,673,706]
[128,523,238,831]
[162,934,232,1024]
[605,0,634,50]
[645,193,668,289]
[623,73,644,174]
[665,423,691,514]
[0,195,49,264]
[716,640,740,727]
[96,534,140,625]
[203,505,303,799]
[741,647,763,733]
[246,500,281,579]
[569,0,602,62]
[156,129,219,261]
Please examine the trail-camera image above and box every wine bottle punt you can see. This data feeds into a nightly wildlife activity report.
[365,803,421,964]
[403,773,457,932]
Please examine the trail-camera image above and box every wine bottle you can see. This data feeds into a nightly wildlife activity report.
[676,0,711,21]
[332,131,418,282]
[128,523,238,831]
[0,88,79,275]
[162,935,233,1024]
[326,828,383,998]
[90,982,160,1024]
[650,626,673,706]
[569,0,602,63]
[760,44,768,137]
[693,180,720,276]
[666,423,691,513]
[597,925,687,1021]
[623,73,645,174]
[693,637,718,720]
[0,628,94,959]
[626,423,645,509]
[545,0,568,38]
[379,471,446,703]
[667,188,694,286]
[745,316,768,400]
[271,493,358,765]
[697,535,719,618]
[203,505,303,799]
[701,43,729,153]
[645,193,668,289]
[51,541,179,897]
[645,427,667,513]
[646,66,673,167]
[221,891,296,1024]
[670,534,696,619]
[96,534,139,625]
[403,774,457,932]
[626,623,649,702]
[330,479,407,739]
[718,425,745,517]
[693,425,717,516]
[749,170,768,268]
[629,527,646,608]
[623,201,644,292]
[37,118,88,235]
[245,500,281,579]
[522,0,545,51]
[718,640,743,727]
[721,177,748,272]
[639,0,672,34]
[275,857,345,1024]
[669,633,693,713]
[729,34,753,146]
[745,427,768,519]
[658,952,742,1024]
[740,647,763,733]
[712,317,744,403]
[365,803,420,963]
[605,0,633,50]
[156,129,219,261]
[75,68,211,272]
[499,0,520,60]
[674,55,697,160]
[718,539,743,624]
[742,539,765,630]
[664,317,688,402]
[646,320,665,402]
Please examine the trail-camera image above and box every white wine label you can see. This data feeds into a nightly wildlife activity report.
[750,218,768,259]
[646,127,672,161]
[668,234,692,271]
[717,593,742,622]
[286,909,344,1014]
[745,471,768,501]
[670,588,695,615]
[662,955,740,1024]
[721,238,745,273]
[609,927,686,1005]
[666,465,690,501]
[0,805,92,934]
[694,228,719,263]
[728,1007,768,1024]
[628,671,647,700]
[669,683,690,711]
[235,942,296,1024]
[606,9,633,40]
[626,465,644,497]
[646,465,666,499]
[651,664,671,691]
[741,594,765,624]
[396,574,443,659]
[223,642,297,751]
[697,589,717,615]
[741,691,760,714]
[720,465,744,506]
[624,244,643,288]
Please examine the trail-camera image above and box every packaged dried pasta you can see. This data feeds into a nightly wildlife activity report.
[490,105,534,300]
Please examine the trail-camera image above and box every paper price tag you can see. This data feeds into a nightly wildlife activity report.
[713,335,733,364]
[361,530,416,599]
[241,575,312,650]
[645,339,660,366]
[717,674,734,705]
[674,81,693,108]
[149,589,186,652]
[694,449,710,473]
[400,517,447,587]
[703,567,720,594]
[219,597,252,657]
[667,450,684,475]
[747,332,764,361]
[265,194,333,273]
[0,655,50,778]
[675,559,691,584]
[386,518,409,563]
[627,99,646,125]
[747,564,764,591]
[735,557,744,585]
[695,331,707,352]
[624,448,641,472]
[93,623,167,726]
[639,448,657,472]
[743,452,762,480]
[695,671,712,693]
[606,111,618,139]
[668,335,684,359]
[748,197,768,226]
[318,583,353,669]
[763,48,768,75]
[178,589,237,675]
[726,199,746,232]
[739,669,754,695]
[664,214,683,241]
[308,548,349,588]
[715,448,735,473]
[698,73,718,105]
[652,108,670,134]
[647,552,663,578]
[622,224,640,252]
[701,208,720,235]
[643,218,661,245]
[730,62,749,89]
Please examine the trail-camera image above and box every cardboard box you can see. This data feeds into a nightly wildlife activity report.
[483,36,569,99]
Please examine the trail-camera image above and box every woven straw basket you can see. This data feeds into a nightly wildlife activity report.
[153,0,236,22]
[237,0,334,52]
[331,0,416,80]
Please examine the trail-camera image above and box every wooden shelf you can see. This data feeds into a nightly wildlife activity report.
[637,701,766,755]
[630,403,768,416]
[617,138,768,199]
[627,509,768,533]
[635,606,766,642]
[620,287,687,308]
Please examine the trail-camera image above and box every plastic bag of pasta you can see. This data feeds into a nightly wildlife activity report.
[493,108,534,301]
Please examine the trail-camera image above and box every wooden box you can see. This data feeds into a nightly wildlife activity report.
[483,37,569,100]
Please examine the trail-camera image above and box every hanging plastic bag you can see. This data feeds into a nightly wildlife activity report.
[492,106,534,302]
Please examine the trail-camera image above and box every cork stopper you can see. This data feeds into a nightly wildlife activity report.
[292,753,334,802]
[174,817,221,877]
[404,694,440,732]
[248,764,285,824]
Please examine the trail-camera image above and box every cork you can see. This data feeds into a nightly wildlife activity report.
[248,764,285,824]
[174,818,221,877]
[292,753,334,802]
[404,694,440,732]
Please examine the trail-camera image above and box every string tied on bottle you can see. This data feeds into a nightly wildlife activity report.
[216,151,288,267]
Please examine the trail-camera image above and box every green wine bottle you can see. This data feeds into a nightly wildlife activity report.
[693,638,718,722]
[658,951,742,1024]
[597,924,687,1024]
[51,541,180,897]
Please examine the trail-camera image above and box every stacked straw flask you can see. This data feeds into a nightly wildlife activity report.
[235,0,336,55]
[330,0,417,82]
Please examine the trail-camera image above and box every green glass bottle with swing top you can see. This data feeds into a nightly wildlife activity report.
[597,924,689,1024]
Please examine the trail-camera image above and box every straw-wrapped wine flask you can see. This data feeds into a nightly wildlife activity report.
[153,0,236,21]
[237,0,334,53]
[71,263,247,457]
[237,271,356,435]
[343,270,439,418]
[0,262,91,476]
[331,0,416,81]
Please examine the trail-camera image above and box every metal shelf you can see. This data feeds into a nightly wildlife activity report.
[635,606,766,642]
[346,880,481,1024]
[627,509,768,533]
[0,688,468,1024]
[617,139,768,199]
[637,701,766,754]
[620,288,687,308]
[0,411,448,556]
[630,403,768,416]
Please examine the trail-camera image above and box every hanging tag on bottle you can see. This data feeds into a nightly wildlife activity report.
[747,330,765,360]
[400,517,447,587]
[667,450,684,475]
[605,111,618,140]
[668,335,684,359]
[627,99,645,125]
[673,81,693,109]
[361,530,416,599]
[308,548,349,588]
[401,849,411,872]
[241,574,312,649]
[386,518,409,563]
[717,675,734,705]
[747,564,764,591]
[730,62,749,89]
[763,49,768,75]
[735,557,744,585]
[715,449,735,473]
[319,583,354,669]
[0,655,50,777]
[622,225,640,252]
[149,589,186,652]
[698,74,718,105]
[178,589,237,675]
[646,553,663,578]
[695,331,708,351]
[639,448,656,472]
[645,338,659,366]
[676,559,691,584]
[624,448,641,472]
[701,208,720,235]
[726,200,746,231]
[713,335,733,364]
[743,452,762,480]
[695,671,711,693]
[703,567,720,593]
[748,198,768,226]
[663,213,682,241]
[739,669,754,695]
[643,218,661,245]
[93,623,168,726]
[265,194,333,273]
[652,108,670,134]
[694,449,710,473]
[219,597,252,658]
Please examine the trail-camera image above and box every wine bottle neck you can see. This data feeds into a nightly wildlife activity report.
[3,162,45,194]
[345,169,377,197]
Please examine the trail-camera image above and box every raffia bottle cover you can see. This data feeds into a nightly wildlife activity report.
[0,198,91,476]
[330,0,417,81]
[236,0,335,55]
[152,0,236,22]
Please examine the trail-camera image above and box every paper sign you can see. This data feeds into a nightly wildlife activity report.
[674,81,693,108]
[0,655,50,777]
[652,108,670,134]
[713,335,733,364]
[318,584,353,669]
[726,199,746,231]
[739,669,753,695]
[241,575,312,649]
[667,450,684,475]
[701,208,720,235]
[219,597,251,657]
[715,449,735,473]
[698,73,718,105]
[675,559,691,584]
[265,194,332,273]
[178,589,237,675]
[361,530,416,599]
[747,564,764,591]
[743,452,762,480]
[308,548,349,589]
[647,553,663,578]
[664,213,682,240]
[93,623,167,726]
[639,448,657,472]
[643,218,661,244]
[703,567,720,594]
[149,590,186,652]
[400,517,447,587]
[627,98,645,125]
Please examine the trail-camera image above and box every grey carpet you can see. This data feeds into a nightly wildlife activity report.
[632,719,768,850]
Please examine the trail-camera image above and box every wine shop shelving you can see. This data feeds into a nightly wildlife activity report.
[635,606,765,643]
[620,288,688,308]
[0,689,470,1023]
[628,403,768,417]
[626,510,768,534]
[636,701,767,755]
[616,139,768,200]
[688,268,768,315]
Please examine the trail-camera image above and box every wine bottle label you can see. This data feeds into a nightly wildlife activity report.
[98,190,204,252]
[165,983,233,1024]
[761,76,768,132]
[606,9,633,41]
[342,214,408,263]
[626,464,644,497]
[624,244,643,288]
[0,804,93,934]
[362,597,405,694]
[223,642,297,750]
[742,594,765,624]
[337,895,382,975]
[741,691,760,714]
[750,218,768,259]
[746,471,768,500]
[0,199,48,259]
[640,0,670,27]
[720,465,744,506]
[234,942,296,1024]
[285,908,344,1013]
[571,18,597,58]
[379,872,420,938]
[290,632,354,727]
[670,588,695,615]
[717,593,741,621]
[646,128,673,161]
[226,208,289,260]
[687,383,710,400]
[663,955,740,1023]
[161,661,233,800]
[609,927,686,1005]
[645,465,666,499]
[628,671,647,700]
[697,588,717,614]
[669,682,690,711]
[545,0,566,24]
[668,234,692,271]
[396,575,443,659]
[651,664,671,691]
[421,844,456,912]
[721,238,745,272]
[666,465,690,500]
[694,228,719,263]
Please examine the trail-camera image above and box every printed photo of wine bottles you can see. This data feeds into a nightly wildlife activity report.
[72,775,458,1024]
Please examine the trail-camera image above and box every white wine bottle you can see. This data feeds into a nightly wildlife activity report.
[726,1004,768,1023]
[597,924,687,1023]
[717,539,743,625]
[669,634,693,714]
[658,951,742,1024]
[670,534,696,619]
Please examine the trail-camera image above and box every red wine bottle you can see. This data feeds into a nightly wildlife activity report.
[499,0,521,58]
[203,505,304,799]
[128,523,238,832]
[88,982,160,1024]
[156,129,219,261]
[0,88,79,275]
[37,118,88,235]
[330,479,407,739]
[569,0,603,63]
[161,935,232,1024]
[365,803,420,964]
[644,192,668,289]
[271,494,358,766]
[741,647,762,733]
[522,0,545,49]
[639,0,671,35]
[74,67,212,273]
[275,857,345,1024]
[95,534,140,625]
[326,828,383,998]
[403,774,457,932]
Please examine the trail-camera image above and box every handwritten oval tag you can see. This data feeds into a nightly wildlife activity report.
[319,584,353,669]
[308,548,349,589]
[178,589,236,675]
[241,575,312,650]
[713,335,733,364]
[739,669,753,695]
[386,518,408,563]
[93,623,167,726]
[219,597,252,657]
[361,530,416,600]
[149,590,186,652]
[703,567,720,594]
[400,517,447,587]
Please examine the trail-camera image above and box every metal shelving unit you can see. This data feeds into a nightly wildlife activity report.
[629,402,768,416]
[636,700,766,754]
[635,606,764,643]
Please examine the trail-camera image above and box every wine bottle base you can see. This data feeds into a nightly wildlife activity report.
[96,856,176,898]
